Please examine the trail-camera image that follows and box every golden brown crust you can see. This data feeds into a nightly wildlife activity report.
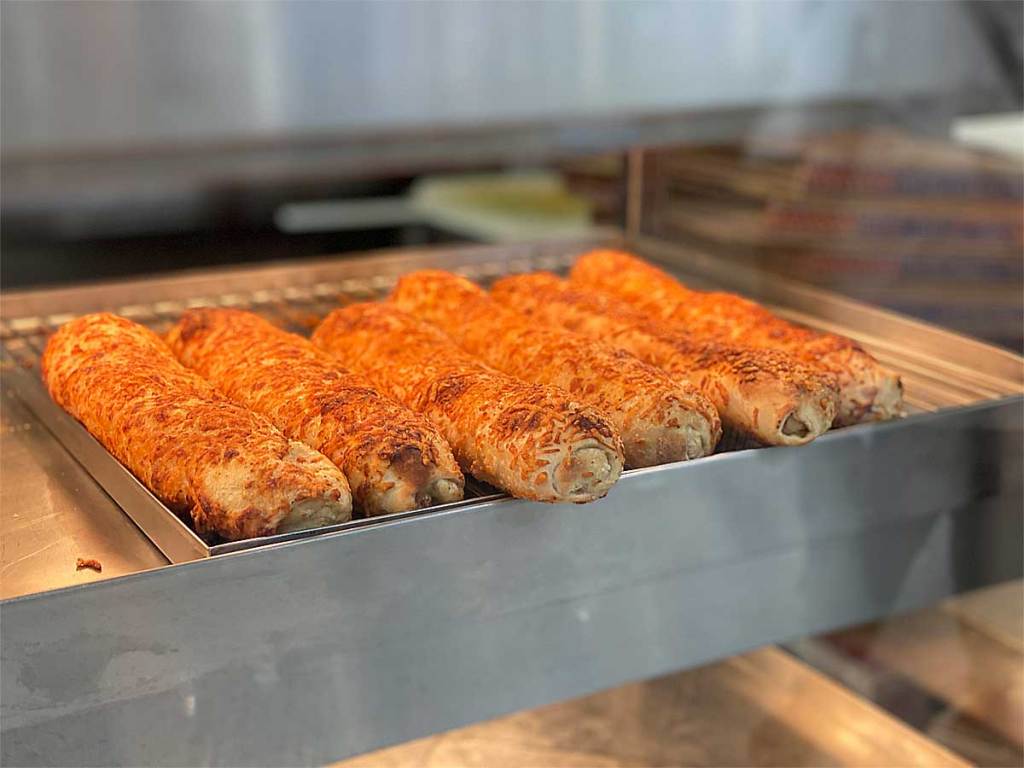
[390,270,720,466]
[570,249,903,426]
[42,313,352,540]
[166,308,465,516]
[312,303,624,502]
[491,273,839,446]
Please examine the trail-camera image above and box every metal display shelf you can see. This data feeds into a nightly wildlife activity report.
[2,236,1022,767]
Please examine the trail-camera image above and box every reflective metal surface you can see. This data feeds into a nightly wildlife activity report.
[338,647,970,768]
[0,367,165,600]
[789,580,1024,765]
[2,2,1007,155]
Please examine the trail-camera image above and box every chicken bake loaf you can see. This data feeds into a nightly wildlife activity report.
[166,308,464,516]
[491,273,838,446]
[313,303,624,503]
[390,269,720,466]
[42,313,352,540]
[571,249,903,426]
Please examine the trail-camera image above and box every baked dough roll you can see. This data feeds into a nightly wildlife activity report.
[42,313,352,541]
[312,303,624,503]
[571,249,903,426]
[491,273,839,446]
[166,308,465,516]
[391,270,720,466]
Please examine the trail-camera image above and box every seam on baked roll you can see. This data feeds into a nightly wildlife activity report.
[165,308,465,517]
[570,249,903,427]
[312,303,624,503]
[490,272,839,447]
[390,270,720,467]
[41,313,352,541]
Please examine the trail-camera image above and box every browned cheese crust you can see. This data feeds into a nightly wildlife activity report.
[312,303,624,503]
[570,249,903,426]
[165,308,465,516]
[390,270,720,467]
[41,313,352,540]
[491,273,840,446]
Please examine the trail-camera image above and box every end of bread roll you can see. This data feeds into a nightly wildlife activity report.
[775,390,837,445]
[779,405,829,444]
[867,371,904,422]
[681,414,717,459]
[835,367,904,426]
[279,496,353,533]
[720,377,837,447]
[367,446,466,515]
[371,469,465,516]
[553,440,622,503]
[191,439,353,539]
[781,413,811,438]
[276,442,354,532]
[418,477,465,506]
[819,344,904,426]
[626,412,717,467]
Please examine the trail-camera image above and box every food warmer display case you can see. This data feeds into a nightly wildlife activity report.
[2,3,1022,765]
[3,232,1021,766]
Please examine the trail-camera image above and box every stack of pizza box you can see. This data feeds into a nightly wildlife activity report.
[643,130,1023,352]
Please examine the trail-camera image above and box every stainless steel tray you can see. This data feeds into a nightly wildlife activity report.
[3,237,1019,565]
[2,236,1022,767]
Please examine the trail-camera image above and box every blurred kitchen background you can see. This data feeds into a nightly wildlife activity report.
[2,2,1023,765]
[3,1,1022,348]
